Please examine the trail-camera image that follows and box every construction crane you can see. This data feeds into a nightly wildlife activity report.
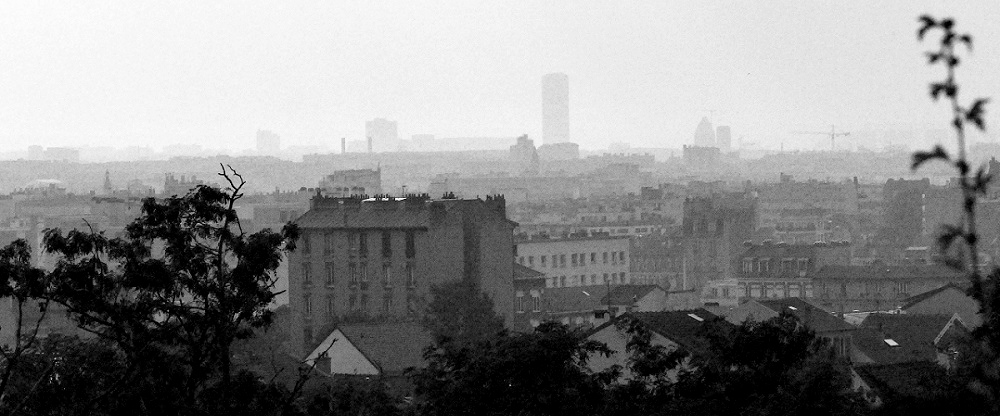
[792,125,851,151]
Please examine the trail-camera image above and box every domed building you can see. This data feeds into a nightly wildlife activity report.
[694,117,717,147]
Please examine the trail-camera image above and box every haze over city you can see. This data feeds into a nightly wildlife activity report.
[2,1,999,154]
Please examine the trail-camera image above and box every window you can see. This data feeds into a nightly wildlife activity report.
[382,296,393,314]
[540,255,547,267]
[302,233,311,255]
[382,231,392,258]
[797,258,808,271]
[358,233,368,258]
[578,253,586,266]
[304,295,312,314]
[303,326,313,345]
[360,294,369,313]
[528,256,534,267]
[406,264,416,287]
[516,292,525,313]
[349,294,357,311]
[405,231,416,259]
[519,256,525,265]
[603,273,609,284]
[360,262,368,282]
[326,295,335,317]
[348,232,357,256]
[302,263,312,285]
[324,233,334,255]
[571,253,578,267]
[742,259,753,273]
[591,274,597,285]
[532,294,541,312]
[382,264,392,287]
[349,263,358,284]
[559,276,566,287]
[619,251,626,262]
[406,296,417,315]
[603,252,609,264]
[560,254,566,268]
[325,262,335,286]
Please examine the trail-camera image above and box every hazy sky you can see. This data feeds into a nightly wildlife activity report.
[2,1,998,153]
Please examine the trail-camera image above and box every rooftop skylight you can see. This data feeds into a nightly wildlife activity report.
[688,313,704,322]
[884,339,900,347]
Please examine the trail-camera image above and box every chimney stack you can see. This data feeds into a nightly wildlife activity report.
[341,137,346,154]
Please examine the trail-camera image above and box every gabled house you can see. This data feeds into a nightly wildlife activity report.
[304,322,432,395]
[586,309,725,380]
[721,297,855,357]
[900,283,980,327]
[851,361,959,410]
[850,313,968,367]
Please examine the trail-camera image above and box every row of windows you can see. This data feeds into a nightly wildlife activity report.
[301,262,417,288]
[546,272,627,288]
[301,230,417,259]
[517,251,627,269]
[818,282,909,296]
[302,294,420,317]
[741,258,810,274]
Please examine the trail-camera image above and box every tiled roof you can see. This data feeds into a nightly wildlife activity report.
[600,285,663,305]
[544,286,610,314]
[513,263,546,279]
[854,313,966,364]
[853,361,952,401]
[740,244,818,259]
[900,283,969,309]
[812,264,966,281]
[758,298,855,333]
[626,309,723,352]
[338,321,433,375]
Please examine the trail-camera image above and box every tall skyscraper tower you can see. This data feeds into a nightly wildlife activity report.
[256,130,281,155]
[542,73,570,144]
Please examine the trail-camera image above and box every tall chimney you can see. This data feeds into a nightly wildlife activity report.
[367,136,373,153]
[341,137,346,154]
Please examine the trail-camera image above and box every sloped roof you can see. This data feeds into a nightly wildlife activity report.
[626,309,723,352]
[338,322,433,375]
[854,314,966,364]
[900,283,969,309]
[544,286,610,314]
[600,285,664,305]
[853,361,952,401]
[758,297,855,333]
[513,263,545,279]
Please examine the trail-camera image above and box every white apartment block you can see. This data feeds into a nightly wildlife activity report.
[515,235,630,288]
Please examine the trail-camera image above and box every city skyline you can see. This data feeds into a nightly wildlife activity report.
[2,1,999,154]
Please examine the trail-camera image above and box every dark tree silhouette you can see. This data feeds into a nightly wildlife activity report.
[913,15,1000,408]
[39,165,300,413]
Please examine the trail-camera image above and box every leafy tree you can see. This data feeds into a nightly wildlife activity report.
[655,314,865,416]
[411,322,617,416]
[421,278,506,349]
[39,165,300,413]
[0,239,49,410]
[301,378,402,416]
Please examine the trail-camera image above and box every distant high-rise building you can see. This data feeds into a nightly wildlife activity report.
[716,126,732,151]
[256,130,281,155]
[694,117,716,147]
[542,73,570,144]
[509,135,540,175]
[365,118,400,153]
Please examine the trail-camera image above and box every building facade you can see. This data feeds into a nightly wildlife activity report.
[319,169,383,197]
[288,194,516,357]
[515,234,630,289]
